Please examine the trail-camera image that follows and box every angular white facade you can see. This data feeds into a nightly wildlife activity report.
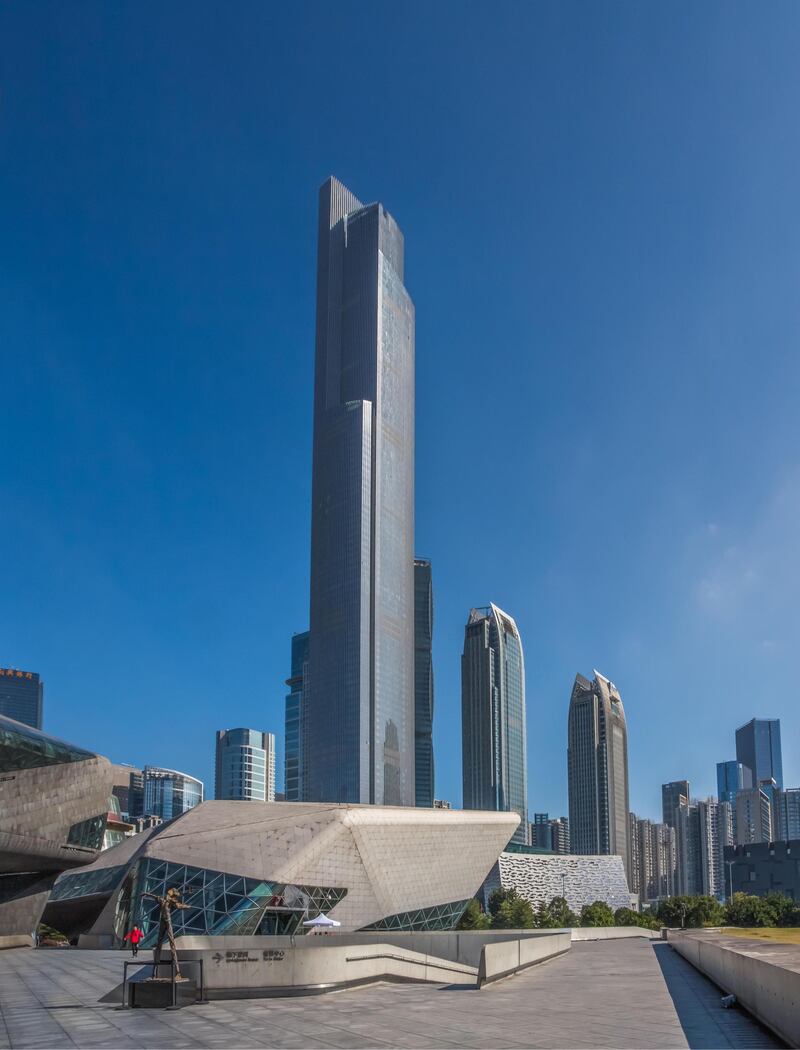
[483,851,631,915]
[46,801,520,944]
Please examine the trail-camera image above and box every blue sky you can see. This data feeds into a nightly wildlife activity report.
[2,2,799,820]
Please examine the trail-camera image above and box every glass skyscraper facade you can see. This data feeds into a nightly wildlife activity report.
[306,177,415,806]
[137,766,203,821]
[568,671,631,882]
[284,631,309,802]
[735,718,783,788]
[661,780,690,830]
[215,729,275,802]
[461,604,528,844]
[0,667,43,729]
[716,760,752,804]
[414,559,434,807]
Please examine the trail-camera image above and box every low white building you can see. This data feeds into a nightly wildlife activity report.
[482,849,631,914]
[45,801,519,945]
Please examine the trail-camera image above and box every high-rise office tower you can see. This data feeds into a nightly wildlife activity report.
[628,813,643,896]
[675,800,702,896]
[531,813,570,854]
[717,760,752,804]
[0,667,43,729]
[629,815,676,903]
[777,787,800,840]
[413,559,434,807]
[568,671,630,879]
[462,605,528,843]
[284,631,309,802]
[697,798,733,899]
[735,785,773,844]
[215,729,275,802]
[130,766,203,821]
[661,780,690,830]
[306,177,415,806]
[735,718,783,788]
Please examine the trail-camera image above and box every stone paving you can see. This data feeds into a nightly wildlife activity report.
[0,939,785,1049]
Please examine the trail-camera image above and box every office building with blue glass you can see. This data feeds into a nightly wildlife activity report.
[461,604,528,844]
[128,766,203,821]
[306,177,415,807]
[736,718,783,788]
[0,667,43,729]
[717,760,752,804]
[284,631,309,802]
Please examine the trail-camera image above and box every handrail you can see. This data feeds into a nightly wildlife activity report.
[344,952,476,977]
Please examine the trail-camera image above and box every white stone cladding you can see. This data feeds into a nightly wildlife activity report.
[485,851,631,914]
[70,801,520,933]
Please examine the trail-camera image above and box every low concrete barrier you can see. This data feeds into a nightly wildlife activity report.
[175,929,567,971]
[667,930,800,1047]
[571,926,660,941]
[177,940,477,998]
[477,931,570,988]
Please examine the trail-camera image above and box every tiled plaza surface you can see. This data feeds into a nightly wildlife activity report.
[0,939,784,1049]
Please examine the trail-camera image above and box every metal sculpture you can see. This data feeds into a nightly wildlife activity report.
[143,886,190,979]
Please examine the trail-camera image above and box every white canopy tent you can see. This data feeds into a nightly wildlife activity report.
[302,913,341,930]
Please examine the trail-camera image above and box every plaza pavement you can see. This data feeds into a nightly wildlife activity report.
[0,938,784,1049]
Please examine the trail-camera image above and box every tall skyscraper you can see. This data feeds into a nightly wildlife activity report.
[284,631,309,802]
[661,780,690,830]
[414,558,434,807]
[215,729,275,802]
[462,604,528,843]
[735,785,772,844]
[629,814,676,903]
[568,671,630,880]
[306,177,415,806]
[717,760,752,804]
[735,718,783,788]
[777,787,800,841]
[0,668,43,729]
[697,797,733,899]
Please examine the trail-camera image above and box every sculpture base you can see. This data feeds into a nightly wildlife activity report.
[130,978,197,1009]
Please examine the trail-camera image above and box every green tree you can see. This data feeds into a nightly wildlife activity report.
[536,896,577,929]
[489,888,536,929]
[580,900,615,927]
[614,907,661,930]
[456,899,491,930]
[725,892,777,928]
[657,896,724,928]
[614,907,640,927]
[763,893,799,927]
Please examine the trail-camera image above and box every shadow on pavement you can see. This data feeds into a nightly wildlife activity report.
[651,942,785,1049]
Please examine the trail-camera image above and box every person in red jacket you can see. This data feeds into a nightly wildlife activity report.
[123,925,143,957]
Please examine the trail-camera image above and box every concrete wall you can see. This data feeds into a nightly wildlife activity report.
[477,932,571,987]
[176,941,478,997]
[173,929,567,970]
[668,931,800,1047]
[571,926,660,941]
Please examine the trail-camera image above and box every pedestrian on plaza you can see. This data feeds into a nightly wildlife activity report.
[124,925,143,957]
